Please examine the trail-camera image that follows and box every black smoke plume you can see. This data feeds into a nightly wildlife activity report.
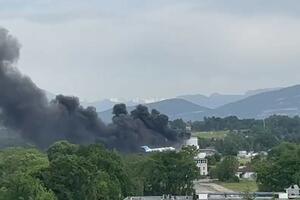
[0,28,182,152]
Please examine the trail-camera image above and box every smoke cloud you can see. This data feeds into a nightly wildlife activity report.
[0,28,181,151]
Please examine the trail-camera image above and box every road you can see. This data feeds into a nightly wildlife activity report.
[194,181,234,194]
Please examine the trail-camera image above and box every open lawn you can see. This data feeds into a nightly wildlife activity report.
[218,181,258,192]
[238,158,252,165]
[192,130,229,139]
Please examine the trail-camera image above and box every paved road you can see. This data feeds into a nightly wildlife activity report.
[193,181,234,194]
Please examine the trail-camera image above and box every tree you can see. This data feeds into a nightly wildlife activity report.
[206,153,221,166]
[0,148,56,200]
[215,156,239,182]
[255,143,300,191]
[141,150,199,196]
[0,173,57,200]
[40,141,133,200]
[47,140,79,161]
[0,147,49,176]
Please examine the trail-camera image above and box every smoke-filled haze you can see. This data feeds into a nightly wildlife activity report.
[0,28,182,151]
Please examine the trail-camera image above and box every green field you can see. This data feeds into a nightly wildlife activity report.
[192,130,229,139]
[219,181,258,192]
[238,157,252,165]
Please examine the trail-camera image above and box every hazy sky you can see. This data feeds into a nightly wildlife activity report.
[1,0,300,101]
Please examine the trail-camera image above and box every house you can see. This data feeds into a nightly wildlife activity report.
[286,185,300,199]
[237,151,248,158]
[235,166,256,180]
[199,148,217,157]
[185,137,199,149]
[195,153,208,176]
[237,151,264,159]
[186,124,192,132]
[259,151,268,156]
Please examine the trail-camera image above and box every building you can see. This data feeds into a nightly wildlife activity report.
[237,151,248,158]
[235,166,256,180]
[186,124,192,132]
[184,137,208,176]
[237,151,268,159]
[195,153,208,176]
[286,185,300,199]
[198,148,217,157]
[185,137,199,149]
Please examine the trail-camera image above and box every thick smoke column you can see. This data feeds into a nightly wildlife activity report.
[0,28,181,151]
[0,28,107,148]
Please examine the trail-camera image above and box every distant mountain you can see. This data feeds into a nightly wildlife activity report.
[209,85,300,119]
[178,93,245,109]
[83,99,147,112]
[47,85,299,122]
[178,88,280,108]
[146,98,210,117]
[244,88,282,96]
[98,98,211,123]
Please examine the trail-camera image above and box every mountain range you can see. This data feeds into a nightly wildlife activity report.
[98,85,300,122]
[207,85,300,119]
[46,85,300,122]
[178,88,279,108]
[98,98,210,123]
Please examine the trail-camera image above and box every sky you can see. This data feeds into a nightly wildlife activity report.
[1,0,300,102]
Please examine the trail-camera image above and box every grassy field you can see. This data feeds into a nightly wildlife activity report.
[218,181,258,192]
[238,157,252,165]
[192,130,229,139]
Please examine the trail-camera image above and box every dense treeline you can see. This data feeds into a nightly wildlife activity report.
[198,130,279,155]
[192,115,300,155]
[254,143,300,191]
[124,146,199,196]
[192,115,300,143]
[0,141,199,200]
[192,116,260,132]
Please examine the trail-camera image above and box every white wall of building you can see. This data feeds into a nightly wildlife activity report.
[185,137,199,149]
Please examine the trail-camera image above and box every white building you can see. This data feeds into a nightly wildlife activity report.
[237,151,268,159]
[195,153,208,176]
[286,185,300,199]
[184,137,208,176]
[185,137,199,149]
[237,151,248,158]
[235,166,256,180]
